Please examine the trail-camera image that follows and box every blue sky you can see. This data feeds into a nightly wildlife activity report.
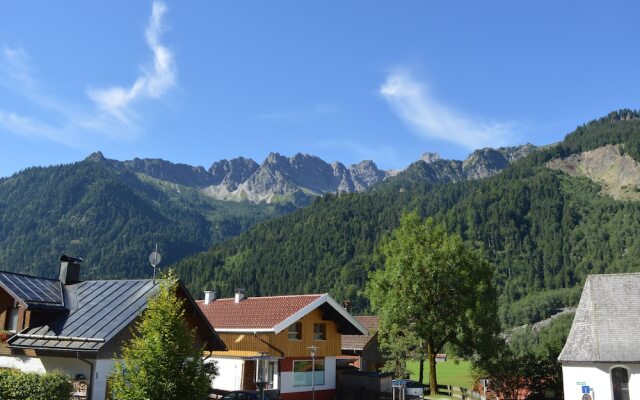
[1,1,639,178]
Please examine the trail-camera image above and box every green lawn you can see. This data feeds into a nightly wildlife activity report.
[406,359,475,389]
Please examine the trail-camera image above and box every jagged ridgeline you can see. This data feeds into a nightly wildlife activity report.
[174,110,640,327]
[0,140,532,280]
[0,155,291,279]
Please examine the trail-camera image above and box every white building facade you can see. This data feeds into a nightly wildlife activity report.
[559,273,640,400]
[561,363,638,400]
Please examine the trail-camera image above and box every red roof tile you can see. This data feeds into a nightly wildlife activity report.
[341,316,379,350]
[197,294,323,331]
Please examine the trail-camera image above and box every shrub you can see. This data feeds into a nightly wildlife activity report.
[0,368,72,400]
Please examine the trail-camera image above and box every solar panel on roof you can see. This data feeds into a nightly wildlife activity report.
[0,272,63,305]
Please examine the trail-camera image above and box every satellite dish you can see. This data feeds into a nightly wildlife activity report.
[149,251,162,267]
[148,244,162,283]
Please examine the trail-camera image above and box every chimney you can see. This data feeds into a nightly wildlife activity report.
[234,288,246,303]
[59,255,83,285]
[204,290,217,305]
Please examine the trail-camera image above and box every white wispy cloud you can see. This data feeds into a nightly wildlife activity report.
[1,47,35,90]
[0,2,175,145]
[380,69,517,149]
[87,1,175,125]
[0,111,77,146]
[256,104,337,122]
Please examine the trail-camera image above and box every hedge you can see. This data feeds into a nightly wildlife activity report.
[0,368,73,400]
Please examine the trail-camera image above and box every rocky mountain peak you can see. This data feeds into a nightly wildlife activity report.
[85,151,106,162]
[85,143,537,206]
[209,157,259,187]
[264,152,289,167]
[420,152,442,163]
[463,144,537,180]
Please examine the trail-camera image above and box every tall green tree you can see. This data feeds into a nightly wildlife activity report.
[109,271,215,400]
[366,212,499,394]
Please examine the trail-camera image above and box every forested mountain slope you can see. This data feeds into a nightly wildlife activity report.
[0,143,531,280]
[174,110,640,327]
[0,156,289,279]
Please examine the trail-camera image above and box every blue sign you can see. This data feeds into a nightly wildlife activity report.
[582,386,590,394]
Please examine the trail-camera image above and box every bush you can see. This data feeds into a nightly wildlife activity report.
[0,368,72,400]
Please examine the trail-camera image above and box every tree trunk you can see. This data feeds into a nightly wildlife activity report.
[427,341,437,395]
[418,354,424,384]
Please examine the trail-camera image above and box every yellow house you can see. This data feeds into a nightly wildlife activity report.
[198,290,366,400]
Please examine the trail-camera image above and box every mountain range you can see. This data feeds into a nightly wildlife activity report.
[4,110,639,330]
[172,110,640,328]
[89,144,537,206]
[0,143,534,281]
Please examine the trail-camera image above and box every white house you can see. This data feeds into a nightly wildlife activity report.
[558,273,640,400]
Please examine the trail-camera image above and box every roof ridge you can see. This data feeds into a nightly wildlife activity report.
[199,293,325,301]
[81,278,159,284]
[588,279,600,361]
[0,270,60,282]
[588,272,640,277]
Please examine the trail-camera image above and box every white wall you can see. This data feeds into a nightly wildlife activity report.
[562,362,640,400]
[0,355,114,400]
[210,357,244,391]
[93,358,114,400]
[0,355,47,373]
[280,356,336,394]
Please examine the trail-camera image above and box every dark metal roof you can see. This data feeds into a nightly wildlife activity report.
[9,279,160,351]
[0,271,65,310]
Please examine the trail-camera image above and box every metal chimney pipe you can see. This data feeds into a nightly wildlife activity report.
[59,255,83,285]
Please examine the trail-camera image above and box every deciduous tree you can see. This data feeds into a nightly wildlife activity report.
[366,212,499,394]
[109,271,216,400]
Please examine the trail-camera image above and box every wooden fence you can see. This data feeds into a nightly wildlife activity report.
[433,384,483,399]
[337,370,394,400]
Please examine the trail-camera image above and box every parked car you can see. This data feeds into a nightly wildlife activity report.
[219,390,278,400]
[392,379,424,398]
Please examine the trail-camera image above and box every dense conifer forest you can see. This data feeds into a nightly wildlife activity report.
[175,110,640,327]
[0,158,289,279]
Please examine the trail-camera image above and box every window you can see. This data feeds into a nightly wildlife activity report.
[5,308,18,332]
[313,323,326,340]
[612,367,630,400]
[287,322,302,340]
[293,360,325,387]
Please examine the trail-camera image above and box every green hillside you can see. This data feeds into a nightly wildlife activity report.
[174,110,640,326]
[0,157,289,279]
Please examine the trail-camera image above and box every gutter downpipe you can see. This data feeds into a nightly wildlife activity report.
[253,332,285,357]
[77,353,94,400]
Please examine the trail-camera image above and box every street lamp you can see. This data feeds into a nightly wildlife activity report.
[308,345,318,400]
[255,352,270,400]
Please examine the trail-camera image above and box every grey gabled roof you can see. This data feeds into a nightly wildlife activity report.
[558,273,640,363]
[9,279,160,351]
[0,271,65,310]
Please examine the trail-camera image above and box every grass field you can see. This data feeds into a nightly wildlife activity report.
[406,359,475,388]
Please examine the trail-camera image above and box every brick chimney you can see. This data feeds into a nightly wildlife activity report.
[59,255,83,285]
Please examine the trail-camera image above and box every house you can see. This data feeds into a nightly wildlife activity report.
[0,255,225,400]
[340,315,384,372]
[198,289,367,400]
[558,273,640,400]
